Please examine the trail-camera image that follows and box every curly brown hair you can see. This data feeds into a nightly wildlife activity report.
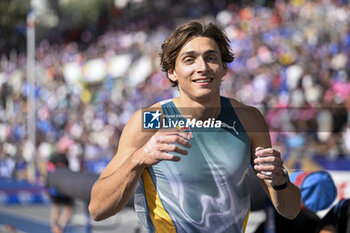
[160,20,234,87]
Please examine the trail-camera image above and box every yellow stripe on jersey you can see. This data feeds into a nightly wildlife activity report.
[142,169,176,233]
[243,209,250,233]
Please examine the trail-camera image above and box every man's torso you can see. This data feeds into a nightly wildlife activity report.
[135,96,252,233]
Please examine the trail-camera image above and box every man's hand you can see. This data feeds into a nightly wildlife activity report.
[253,147,286,186]
[135,129,192,168]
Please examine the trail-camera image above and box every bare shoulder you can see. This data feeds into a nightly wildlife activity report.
[227,97,272,152]
[120,102,162,148]
[99,102,162,178]
[227,98,266,132]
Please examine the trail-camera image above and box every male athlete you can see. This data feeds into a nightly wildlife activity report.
[89,21,301,233]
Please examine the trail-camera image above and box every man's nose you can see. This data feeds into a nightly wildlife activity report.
[196,57,209,73]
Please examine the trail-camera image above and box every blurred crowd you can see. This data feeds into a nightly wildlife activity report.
[0,0,350,181]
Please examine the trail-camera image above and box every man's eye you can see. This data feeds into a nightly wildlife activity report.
[184,58,194,63]
[207,56,218,62]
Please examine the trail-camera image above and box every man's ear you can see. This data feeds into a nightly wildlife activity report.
[167,68,178,82]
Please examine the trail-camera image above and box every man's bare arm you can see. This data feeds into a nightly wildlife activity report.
[249,107,301,219]
[232,100,301,219]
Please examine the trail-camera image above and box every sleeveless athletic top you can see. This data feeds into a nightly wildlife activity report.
[135,96,251,233]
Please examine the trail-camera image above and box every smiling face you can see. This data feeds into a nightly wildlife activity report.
[168,36,227,102]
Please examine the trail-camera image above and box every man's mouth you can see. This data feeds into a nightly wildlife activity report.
[192,78,213,83]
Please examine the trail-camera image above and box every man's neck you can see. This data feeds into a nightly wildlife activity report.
[172,95,221,121]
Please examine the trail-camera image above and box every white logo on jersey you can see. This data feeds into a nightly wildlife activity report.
[221,121,239,135]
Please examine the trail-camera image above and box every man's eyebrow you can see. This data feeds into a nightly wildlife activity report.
[180,51,197,58]
[180,50,219,58]
[204,50,220,55]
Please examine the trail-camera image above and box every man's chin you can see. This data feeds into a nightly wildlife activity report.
[191,90,219,102]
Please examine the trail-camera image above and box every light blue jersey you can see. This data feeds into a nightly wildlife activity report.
[135,96,251,233]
